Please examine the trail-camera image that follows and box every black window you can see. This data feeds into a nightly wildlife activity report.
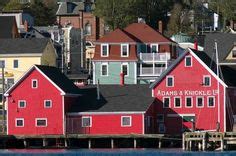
[16,119,24,127]
[157,114,164,122]
[36,119,47,126]
[175,97,181,107]
[0,60,5,68]
[32,80,38,88]
[13,60,18,68]
[208,97,215,107]
[197,97,203,107]
[122,116,131,126]
[18,100,26,108]
[102,45,108,56]
[167,76,174,87]
[82,117,91,127]
[163,97,170,108]
[186,97,192,107]
[185,56,192,67]
[204,76,211,86]
[101,64,108,76]
[44,100,52,108]
[232,50,236,57]
[121,44,128,56]
[122,64,128,76]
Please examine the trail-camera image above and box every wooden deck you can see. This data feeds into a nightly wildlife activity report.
[183,132,236,151]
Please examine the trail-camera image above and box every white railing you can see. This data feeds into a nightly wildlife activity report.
[139,53,171,62]
[139,67,166,76]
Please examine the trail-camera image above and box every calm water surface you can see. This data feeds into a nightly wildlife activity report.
[0,148,235,155]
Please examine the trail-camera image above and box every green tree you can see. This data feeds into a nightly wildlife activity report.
[3,0,25,11]
[0,0,10,11]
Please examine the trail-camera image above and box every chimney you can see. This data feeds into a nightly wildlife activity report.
[194,39,198,51]
[120,73,124,86]
[96,79,100,100]
[24,20,28,32]
[158,20,163,34]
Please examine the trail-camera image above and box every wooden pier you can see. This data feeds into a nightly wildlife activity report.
[183,132,236,151]
[0,134,182,149]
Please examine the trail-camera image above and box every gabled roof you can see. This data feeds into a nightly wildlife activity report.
[5,65,80,96]
[95,28,138,43]
[150,48,228,89]
[56,2,84,15]
[0,16,16,38]
[68,85,154,113]
[124,23,174,43]
[204,33,236,63]
[0,38,50,55]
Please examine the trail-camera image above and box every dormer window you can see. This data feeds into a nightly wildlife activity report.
[32,79,38,88]
[101,44,109,57]
[121,44,129,57]
[185,56,192,67]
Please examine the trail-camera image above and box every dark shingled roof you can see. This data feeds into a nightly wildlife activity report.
[69,85,154,112]
[56,2,84,15]
[0,16,15,38]
[0,38,49,54]
[204,33,236,63]
[35,65,80,94]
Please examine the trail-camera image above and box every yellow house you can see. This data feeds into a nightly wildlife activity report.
[0,38,58,98]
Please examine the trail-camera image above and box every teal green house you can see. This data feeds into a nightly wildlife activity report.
[92,23,177,84]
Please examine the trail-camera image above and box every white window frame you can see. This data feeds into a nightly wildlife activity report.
[15,118,24,127]
[32,79,38,88]
[150,44,159,53]
[13,59,19,68]
[18,100,26,108]
[82,116,92,127]
[157,114,164,122]
[185,56,192,67]
[44,100,52,108]
[121,63,129,77]
[174,97,182,108]
[121,116,132,127]
[163,97,170,108]
[121,44,129,57]
[203,75,211,87]
[101,44,109,57]
[185,96,193,108]
[166,76,174,87]
[35,118,47,127]
[196,96,204,108]
[207,96,215,108]
[101,63,108,76]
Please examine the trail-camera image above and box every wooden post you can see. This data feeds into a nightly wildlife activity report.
[198,141,202,151]
[182,133,185,150]
[23,139,28,148]
[111,139,114,149]
[88,139,91,149]
[134,139,137,148]
[220,134,224,151]
[65,139,68,148]
[202,133,206,151]
[158,139,162,149]
[43,138,47,147]
[189,140,192,151]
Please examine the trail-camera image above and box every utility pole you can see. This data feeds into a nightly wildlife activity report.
[1,62,5,134]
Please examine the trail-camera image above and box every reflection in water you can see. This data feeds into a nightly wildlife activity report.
[1,148,236,155]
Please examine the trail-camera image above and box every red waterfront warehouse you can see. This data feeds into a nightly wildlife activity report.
[150,48,236,134]
[5,65,80,135]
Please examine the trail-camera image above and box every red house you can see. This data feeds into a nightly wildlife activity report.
[150,48,236,134]
[5,65,80,135]
[66,85,155,135]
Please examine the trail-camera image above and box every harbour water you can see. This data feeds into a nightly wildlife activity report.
[0,149,235,156]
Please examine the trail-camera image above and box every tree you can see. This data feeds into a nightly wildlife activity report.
[0,0,10,11]
[3,0,25,11]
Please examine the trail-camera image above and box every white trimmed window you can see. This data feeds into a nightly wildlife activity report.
[208,96,215,107]
[166,76,174,87]
[203,75,211,86]
[36,118,47,127]
[196,97,204,108]
[101,63,108,76]
[101,44,109,57]
[121,116,132,127]
[82,116,92,127]
[15,118,24,127]
[18,100,26,108]
[163,97,170,108]
[174,97,181,108]
[185,97,193,108]
[157,114,164,122]
[121,63,129,76]
[44,100,52,108]
[13,60,19,68]
[151,44,158,53]
[32,79,38,88]
[185,56,192,67]
[121,44,129,57]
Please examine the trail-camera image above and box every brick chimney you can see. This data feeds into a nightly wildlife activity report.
[24,20,28,32]
[194,39,198,51]
[158,20,163,34]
